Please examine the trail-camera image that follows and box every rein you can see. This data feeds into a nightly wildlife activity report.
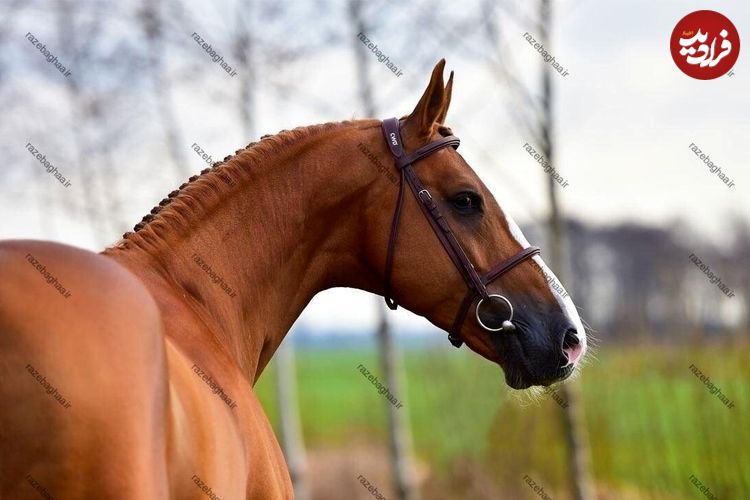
[380,117,540,347]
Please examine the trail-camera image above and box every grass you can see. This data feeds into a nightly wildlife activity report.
[255,341,750,498]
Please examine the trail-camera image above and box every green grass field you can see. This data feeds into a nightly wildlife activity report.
[255,342,749,498]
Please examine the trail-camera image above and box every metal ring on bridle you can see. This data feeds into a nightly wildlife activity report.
[475,294,513,332]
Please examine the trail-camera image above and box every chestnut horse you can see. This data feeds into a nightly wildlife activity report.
[0,60,586,499]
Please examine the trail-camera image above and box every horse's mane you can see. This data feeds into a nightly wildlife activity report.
[106,119,378,253]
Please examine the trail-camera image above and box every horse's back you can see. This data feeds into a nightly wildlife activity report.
[0,240,170,498]
[0,240,294,499]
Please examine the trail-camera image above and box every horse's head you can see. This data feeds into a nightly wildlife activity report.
[364,60,586,389]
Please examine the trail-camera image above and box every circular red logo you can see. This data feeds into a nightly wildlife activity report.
[670,10,740,80]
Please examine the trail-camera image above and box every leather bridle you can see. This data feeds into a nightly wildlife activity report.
[380,117,541,348]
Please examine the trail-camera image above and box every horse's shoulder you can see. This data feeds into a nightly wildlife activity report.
[0,239,164,359]
[0,240,171,496]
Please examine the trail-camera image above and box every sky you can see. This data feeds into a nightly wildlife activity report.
[293,0,750,333]
[1,0,747,334]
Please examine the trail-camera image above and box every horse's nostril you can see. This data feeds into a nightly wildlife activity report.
[562,328,579,349]
[559,327,584,369]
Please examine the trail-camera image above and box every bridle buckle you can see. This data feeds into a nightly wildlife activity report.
[417,189,432,202]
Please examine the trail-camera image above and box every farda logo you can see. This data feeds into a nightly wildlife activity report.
[670,10,740,80]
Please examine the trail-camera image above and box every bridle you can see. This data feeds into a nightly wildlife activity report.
[380,117,541,348]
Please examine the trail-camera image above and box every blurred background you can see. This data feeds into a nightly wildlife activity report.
[1,0,748,498]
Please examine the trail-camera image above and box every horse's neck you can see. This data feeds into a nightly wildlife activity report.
[106,124,382,382]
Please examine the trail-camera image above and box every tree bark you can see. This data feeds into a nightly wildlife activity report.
[539,1,594,499]
[350,1,419,498]
[274,341,310,500]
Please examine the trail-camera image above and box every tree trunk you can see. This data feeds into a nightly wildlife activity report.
[139,0,191,179]
[539,1,594,499]
[350,1,419,498]
[274,341,310,500]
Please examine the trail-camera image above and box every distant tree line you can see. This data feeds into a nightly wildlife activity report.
[523,217,749,340]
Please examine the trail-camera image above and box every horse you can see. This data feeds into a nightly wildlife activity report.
[0,59,586,499]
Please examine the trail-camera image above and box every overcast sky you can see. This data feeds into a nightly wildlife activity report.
[2,0,747,334]
[301,0,749,333]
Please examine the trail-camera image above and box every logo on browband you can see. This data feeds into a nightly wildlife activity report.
[389,132,398,146]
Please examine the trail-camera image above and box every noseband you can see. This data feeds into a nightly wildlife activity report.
[380,118,540,348]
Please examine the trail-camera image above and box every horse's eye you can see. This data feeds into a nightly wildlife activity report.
[451,192,482,214]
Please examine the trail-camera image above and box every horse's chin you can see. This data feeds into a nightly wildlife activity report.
[505,373,533,390]
[502,361,576,390]
[500,363,534,390]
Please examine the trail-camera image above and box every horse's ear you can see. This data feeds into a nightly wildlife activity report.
[404,59,450,141]
[436,70,453,124]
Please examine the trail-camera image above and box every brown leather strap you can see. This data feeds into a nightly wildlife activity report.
[483,246,541,285]
[396,137,461,169]
[380,117,542,348]
[449,246,540,344]
[401,163,487,299]
[382,118,481,309]
[383,169,406,310]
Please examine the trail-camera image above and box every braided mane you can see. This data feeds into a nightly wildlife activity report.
[105,120,375,253]
[123,139,262,237]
